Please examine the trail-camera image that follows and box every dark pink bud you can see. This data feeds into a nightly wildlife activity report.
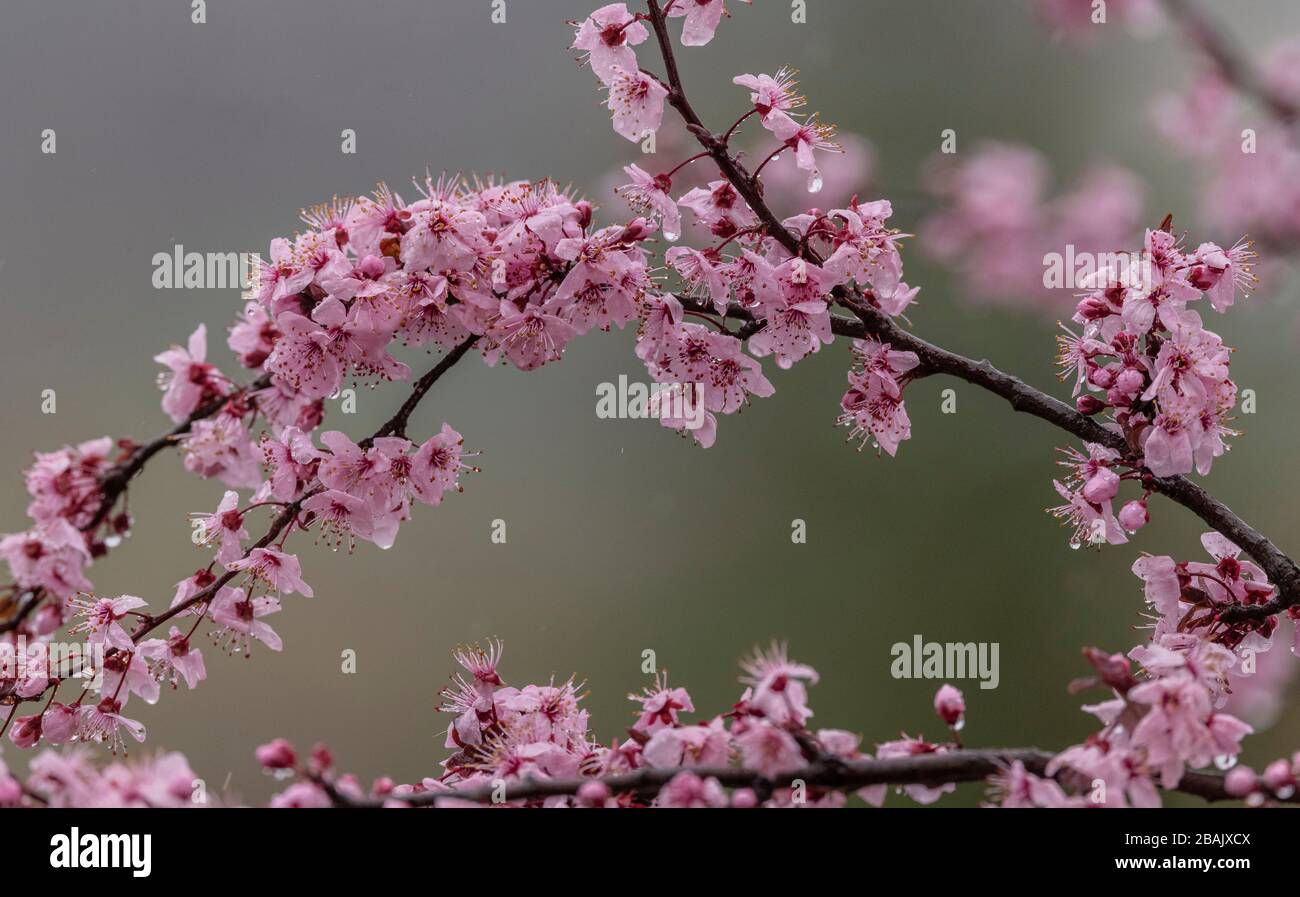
[255,738,297,770]
[576,780,611,807]
[1076,395,1106,415]
[8,713,41,749]
[372,777,395,797]
[1224,766,1257,798]
[1075,296,1112,320]
[933,683,965,726]
[1088,366,1115,390]
[1082,647,1136,694]
[1114,368,1145,396]
[1263,759,1293,791]
[40,703,77,745]
[310,743,334,772]
[1118,499,1149,533]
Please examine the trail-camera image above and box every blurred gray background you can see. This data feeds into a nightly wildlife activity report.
[2,0,1298,805]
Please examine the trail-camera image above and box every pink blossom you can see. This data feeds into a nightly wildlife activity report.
[138,627,207,690]
[605,68,668,143]
[655,771,729,807]
[78,698,148,755]
[629,673,694,736]
[642,719,730,768]
[68,594,147,651]
[211,586,283,654]
[619,164,681,241]
[191,490,248,565]
[875,737,954,804]
[257,738,298,770]
[571,3,649,85]
[489,300,577,371]
[739,642,819,727]
[226,547,313,597]
[154,325,228,423]
[733,720,804,777]
[733,69,804,120]
[667,0,733,47]
[301,489,375,547]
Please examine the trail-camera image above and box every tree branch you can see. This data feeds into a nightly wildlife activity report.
[648,0,1300,620]
[326,747,1272,807]
[0,373,272,635]
[87,373,273,532]
[126,336,479,645]
[1161,0,1299,128]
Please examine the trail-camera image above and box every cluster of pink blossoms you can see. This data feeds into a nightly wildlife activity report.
[568,3,926,450]
[0,749,199,808]
[1,0,925,761]
[992,534,1283,808]
[258,642,976,808]
[1051,225,1255,547]
[1,642,978,808]
[0,438,117,617]
[3,0,1297,810]
[999,529,1282,808]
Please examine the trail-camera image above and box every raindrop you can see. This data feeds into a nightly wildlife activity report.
[953,719,965,732]
[1277,784,1296,799]
[1213,754,1237,770]
[807,170,823,194]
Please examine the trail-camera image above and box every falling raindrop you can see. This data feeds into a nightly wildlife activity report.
[807,169,823,194]
[663,223,681,242]
[1214,754,1237,770]
[953,719,965,732]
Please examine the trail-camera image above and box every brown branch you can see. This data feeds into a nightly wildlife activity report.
[326,747,1271,807]
[1161,0,1299,127]
[128,336,480,645]
[362,335,480,446]
[0,373,271,636]
[648,1,1300,620]
[87,373,273,532]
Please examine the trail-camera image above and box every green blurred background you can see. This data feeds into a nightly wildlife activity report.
[2,0,1298,805]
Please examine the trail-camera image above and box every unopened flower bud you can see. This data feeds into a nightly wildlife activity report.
[255,738,297,770]
[576,780,611,807]
[1076,394,1106,415]
[1223,766,1258,798]
[933,683,965,727]
[1118,499,1149,533]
